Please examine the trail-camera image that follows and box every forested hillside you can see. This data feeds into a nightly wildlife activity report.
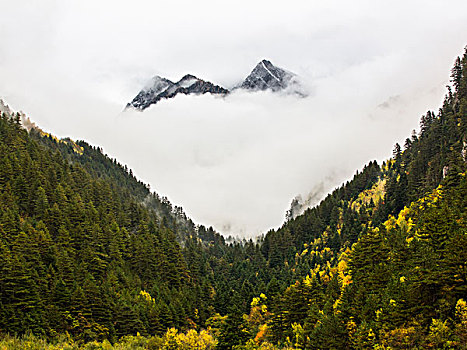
[0,46,466,349]
[0,108,199,341]
[0,99,289,345]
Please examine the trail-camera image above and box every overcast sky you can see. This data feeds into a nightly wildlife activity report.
[1,0,467,237]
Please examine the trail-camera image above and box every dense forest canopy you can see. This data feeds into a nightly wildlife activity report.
[0,46,466,349]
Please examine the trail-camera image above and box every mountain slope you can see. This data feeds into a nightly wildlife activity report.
[0,104,224,341]
[127,76,175,110]
[250,46,467,349]
[30,127,198,243]
[0,100,278,343]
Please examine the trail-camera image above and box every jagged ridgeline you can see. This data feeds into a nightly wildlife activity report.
[126,59,307,110]
[0,45,466,349]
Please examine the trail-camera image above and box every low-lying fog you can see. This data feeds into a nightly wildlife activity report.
[1,0,467,237]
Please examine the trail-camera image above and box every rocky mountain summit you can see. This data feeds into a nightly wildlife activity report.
[237,59,307,96]
[126,60,307,110]
[126,74,229,110]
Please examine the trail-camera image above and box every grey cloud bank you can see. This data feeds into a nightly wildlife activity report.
[1,0,467,236]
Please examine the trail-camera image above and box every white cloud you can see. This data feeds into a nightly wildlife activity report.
[0,0,466,237]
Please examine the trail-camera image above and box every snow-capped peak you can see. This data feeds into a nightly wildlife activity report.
[239,59,308,96]
[143,75,174,92]
[126,74,229,110]
[126,60,308,110]
[177,74,200,89]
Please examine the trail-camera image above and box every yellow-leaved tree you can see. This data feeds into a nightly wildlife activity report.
[149,327,217,350]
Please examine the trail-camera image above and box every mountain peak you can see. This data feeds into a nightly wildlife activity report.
[239,59,307,96]
[180,74,198,81]
[126,73,229,110]
[126,60,307,110]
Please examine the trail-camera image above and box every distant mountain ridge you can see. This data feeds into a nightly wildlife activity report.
[126,74,229,110]
[126,59,307,110]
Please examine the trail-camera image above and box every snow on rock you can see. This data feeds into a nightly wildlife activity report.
[238,59,308,97]
[127,76,175,110]
[126,59,308,111]
[126,74,229,110]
